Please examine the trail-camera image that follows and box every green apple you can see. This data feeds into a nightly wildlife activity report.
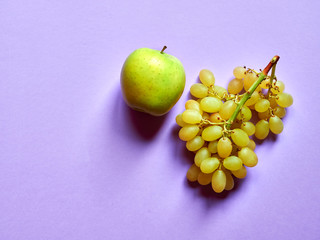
[120,47,186,116]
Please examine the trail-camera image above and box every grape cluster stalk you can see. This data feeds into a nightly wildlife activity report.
[176,56,293,193]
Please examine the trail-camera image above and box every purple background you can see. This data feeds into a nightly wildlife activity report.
[1,0,319,239]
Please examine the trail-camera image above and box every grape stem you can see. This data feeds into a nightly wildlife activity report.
[225,56,280,130]
[267,62,277,98]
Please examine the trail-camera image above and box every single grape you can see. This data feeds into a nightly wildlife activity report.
[202,126,223,141]
[223,156,243,171]
[255,120,269,140]
[270,80,285,94]
[202,112,210,120]
[198,172,213,185]
[200,157,220,174]
[209,112,224,123]
[258,110,271,120]
[255,99,270,113]
[211,170,226,193]
[208,140,218,153]
[182,109,202,124]
[194,147,211,167]
[185,99,202,114]
[190,83,208,98]
[199,69,215,87]
[260,79,269,89]
[273,106,286,118]
[186,136,205,152]
[224,170,234,191]
[243,71,259,91]
[186,164,201,182]
[247,139,256,150]
[231,128,249,147]
[241,122,256,136]
[200,97,223,113]
[276,93,293,108]
[179,125,200,141]
[238,147,258,167]
[245,91,260,106]
[232,165,247,179]
[217,137,232,158]
[233,66,246,79]
[175,113,187,127]
[269,115,284,134]
[210,85,228,99]
[237,105,252,121]
[228,78,243,94]
[219,100,237,120]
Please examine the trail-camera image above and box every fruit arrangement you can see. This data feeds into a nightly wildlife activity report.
[176,56,293,193]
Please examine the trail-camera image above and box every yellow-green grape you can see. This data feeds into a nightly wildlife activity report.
[223,156,243,171]
[217,137,232,158]
[270,80,285,94]
[243,71,259,91]
[245,91,260,106]
[186,136,205,152]
[199,69,215,87]
[255,120,269,140]
[176,114,187,127]
[258,110,271,120]
[233,66,246,79]
[179,125,200,141]
[228,78,243,94]
[190,83,208,98]
[185,99,202,114]
[209,112,224,123]
[231,128,249,147]
[237,105,252,121]
[241,122,255,136]
[255,99,270,113]
[211,170,226,193]
[232,165,247,179]
[182,109,202,124]
[198,172,213,185]
[276,93,293,108]
[200,157,220,174]
[186,164,201,182]
[224,170,234,191]
[202,112,210,120]
[269,115,284,134]
[273,106,286,118]
[200,97,223,113]
[202,126,223,141]
[208,140,218,153]
[219,100,237,120]
[238,147,258,167]
[194,147,211,167]
[260,79,269,89]
[247,139,256,150]
[211,85,228,99]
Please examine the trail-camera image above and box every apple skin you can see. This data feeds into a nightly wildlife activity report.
[121,48,186,116]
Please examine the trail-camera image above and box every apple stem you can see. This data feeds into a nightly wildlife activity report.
[160,46,167,54]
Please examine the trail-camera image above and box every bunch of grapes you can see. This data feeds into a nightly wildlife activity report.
[176,57,293,193]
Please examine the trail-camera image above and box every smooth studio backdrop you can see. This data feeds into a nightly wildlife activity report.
[1,0,319,239]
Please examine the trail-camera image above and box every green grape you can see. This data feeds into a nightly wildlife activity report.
[245,91,260,106]
[219,100,237,120]
[243,71,259,91]
[276,93,293,108]
[175,113,187,127]
[260,79,269,89]
[238,147,258,167]
[232,165,247,179]
[179,125,200,141]
[209,112,224,123]
[182,109,202,124]
[223,156,243,171]
[255,120,269,139]
[199,69,215,87]
[200,157,220,174]
[198,172,213,185]
[228,78,243,94]
[202,112,210,120]
[194,147,211,167]
[270,80,285,94]
[237,105,252,121]
[269,115,284,134]
[255,99,270,112]
[241,122,256,136]
[247,139,256,150]
[224,170,234,191]
[211,85,228,99]
[211,170,226,193]
[231,128,249,147]
[217,137,232,158]
[200,97,223,113]
[190,83,208,98]
[186,164,201,182]
[202,126,223,141]
[273,106,286,118]
[208,140,218,153]
[186,136,205,152]
[258,110,271,120]
[185,99,202,114]
[233,66,246,79]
